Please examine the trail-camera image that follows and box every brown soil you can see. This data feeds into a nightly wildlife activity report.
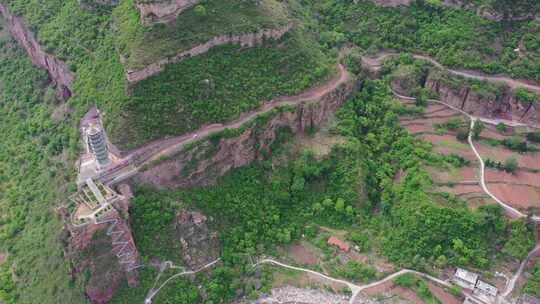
[465,196,497,210]
[429,166,478,184]
[405,124,434,134]
[348,251,396,273]
[476,143,540,170]
[0,253,6,265]
[438,184,484,196]
[288,242,319,266]
[485,169,540,187]
[362,280,423,304]
[480,128,512,141]
[424,109,461,118]
[392,287,424,304]
[487,183,540,209]
[421,134,477,160]
[427,282,461,304]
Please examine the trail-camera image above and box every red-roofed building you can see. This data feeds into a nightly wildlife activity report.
[327,236,350,252]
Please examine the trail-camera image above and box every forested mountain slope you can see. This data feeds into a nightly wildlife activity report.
[0,18,86,303]
[1,0,540,303]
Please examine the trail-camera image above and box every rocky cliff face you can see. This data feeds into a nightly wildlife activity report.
[0,2,75,100]
[62,184,141,304]
[136,0,200,25]
[135,80,355,188]
[126,24,293,83]
[424,74,540,125]
[175,211,220,269]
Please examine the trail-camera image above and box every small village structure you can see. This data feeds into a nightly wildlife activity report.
[454,268,479,290]
[70,178,121,226]
[327,236,350,252]
[453,268,499,304]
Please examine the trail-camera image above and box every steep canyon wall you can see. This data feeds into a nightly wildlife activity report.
[424,75,540,125]
[0,2,75,99]
[134,80,356,189]
[136,0,201,25]
[126,24,293,83]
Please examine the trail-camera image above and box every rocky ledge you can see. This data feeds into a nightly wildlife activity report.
[0,1,75,99]
[135,79,356,188]
[136,0,201,25]
[126,23,293,83]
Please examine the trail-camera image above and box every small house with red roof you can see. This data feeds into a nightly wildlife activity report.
[327,236,350,252]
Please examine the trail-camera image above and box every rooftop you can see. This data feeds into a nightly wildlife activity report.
[454,268,479,284]
[328,236,350,252]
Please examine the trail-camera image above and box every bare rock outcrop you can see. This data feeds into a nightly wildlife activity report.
[0,2,75,99]
[126,23,293,83]
[135,79,355,188]
[136,0,200,25]
[175,211,220,269]
[63,184,141,304]
[424,74,540,125]
[368,0,411,7]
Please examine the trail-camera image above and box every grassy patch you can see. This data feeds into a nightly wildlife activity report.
[116,33,334,149]
[440,140,470,150]
[114,0,290,69]
[0,19,85,303]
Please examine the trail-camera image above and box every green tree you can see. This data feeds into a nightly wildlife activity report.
[503,157,519,174]
[472,121,485,140]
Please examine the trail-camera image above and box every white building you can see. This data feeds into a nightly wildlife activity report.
[454,268,479,290]
[473,280,498,301]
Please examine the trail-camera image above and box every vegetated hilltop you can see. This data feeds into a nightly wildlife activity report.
[314,0,540,82]
[0,17,86,304]
[0,0,335,150]
[1,0,540,303]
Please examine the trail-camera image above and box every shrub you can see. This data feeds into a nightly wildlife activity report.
[456,130,469,141]
[503,157,519,174]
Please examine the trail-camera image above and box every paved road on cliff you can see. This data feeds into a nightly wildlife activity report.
[362,52,540,93]
[122,48,351,166]
[122,49,540,167]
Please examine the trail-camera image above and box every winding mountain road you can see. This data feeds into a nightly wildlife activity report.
[121,48,351,167]
[255,258,452,304]
[144,258,221,304]
[393,90,540,299]
[363,52,540,93]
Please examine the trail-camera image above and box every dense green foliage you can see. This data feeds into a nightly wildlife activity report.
[525,261,540,297]
[395,273,441,304]
[0,24,85,303]
[124,35,334,148]
[502,221,535,260]
[115,0,289,69]
[312,0,540,82]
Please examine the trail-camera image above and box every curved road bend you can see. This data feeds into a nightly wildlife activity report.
[501,244,540,297]
[393,91,540,298]
[392,90,540,221]
[144,258,221,304]
[121,48,351,166]
[362,52,540,93]
[255,258,451,304]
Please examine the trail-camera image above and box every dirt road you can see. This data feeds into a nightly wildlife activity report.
[255,258,451,304]
[122,48,351,166]
[363,52,540,93]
